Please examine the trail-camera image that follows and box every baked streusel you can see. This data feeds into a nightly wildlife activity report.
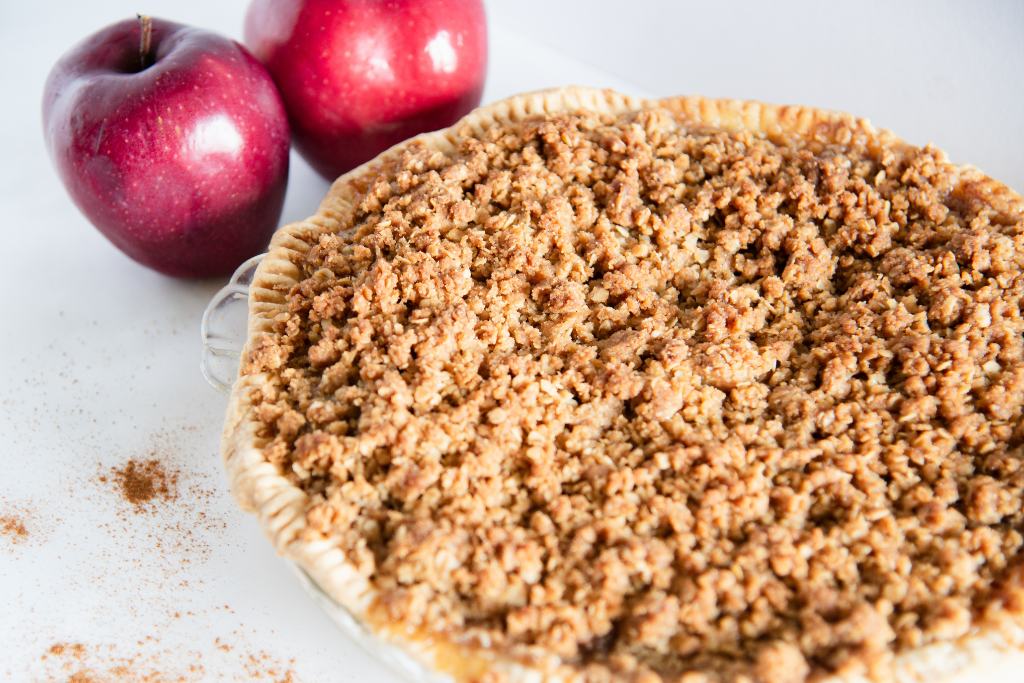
[243,103,1024,682]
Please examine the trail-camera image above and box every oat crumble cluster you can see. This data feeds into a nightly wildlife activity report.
[245,107,1024,682]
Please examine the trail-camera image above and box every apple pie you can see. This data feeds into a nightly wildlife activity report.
[221,87,1024,682]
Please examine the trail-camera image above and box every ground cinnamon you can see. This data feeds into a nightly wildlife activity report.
[0,513,28,543]
[41,637,296,682]
[105,458,179,508]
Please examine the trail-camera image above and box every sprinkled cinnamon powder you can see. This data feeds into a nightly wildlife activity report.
[48,642,85,658]
[0,514,28,543]
[41,637,296,682]
[104,459,179,509]
[42,639,176,683]
[83,432,229,581]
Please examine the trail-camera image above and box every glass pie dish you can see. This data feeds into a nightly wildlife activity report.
[201,255,445,683]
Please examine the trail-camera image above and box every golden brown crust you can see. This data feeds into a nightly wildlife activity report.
[222,87,1024,682]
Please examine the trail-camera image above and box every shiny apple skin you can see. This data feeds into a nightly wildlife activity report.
[245,0,487,180]
[42,18,290,278]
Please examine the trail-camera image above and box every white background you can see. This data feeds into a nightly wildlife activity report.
[0,1,1021,681]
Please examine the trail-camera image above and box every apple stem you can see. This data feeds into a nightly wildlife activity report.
[137,14,153,70]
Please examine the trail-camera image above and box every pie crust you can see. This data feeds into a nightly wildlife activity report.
[221,87,1024,682]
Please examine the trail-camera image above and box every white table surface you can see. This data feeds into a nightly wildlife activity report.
[1,1,1020,681]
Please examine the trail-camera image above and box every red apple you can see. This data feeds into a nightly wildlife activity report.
[244,0,487,180]
[43,17,290,278]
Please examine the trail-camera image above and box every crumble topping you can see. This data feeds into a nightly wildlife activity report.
[245,106,1024,681]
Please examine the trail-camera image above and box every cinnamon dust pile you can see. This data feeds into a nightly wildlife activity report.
[1,513,28,544]
[104,459,179,509]
[90,440,226,572]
